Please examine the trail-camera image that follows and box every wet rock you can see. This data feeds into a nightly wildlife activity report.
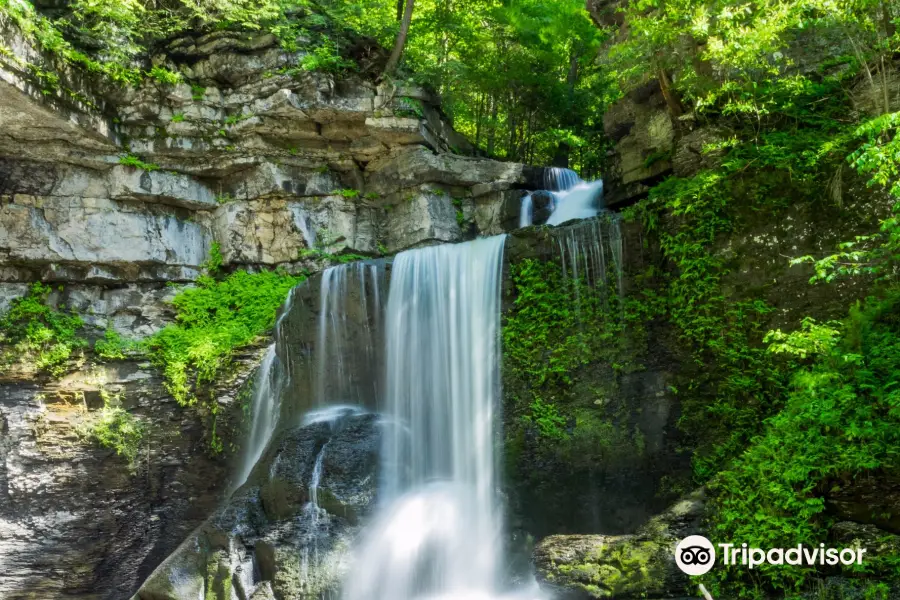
[132,410,381,600]
[831,521,900,559]
[532,490,705,599]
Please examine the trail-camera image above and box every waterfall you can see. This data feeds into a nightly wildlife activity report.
[232,261,384,493]
[520,168,604,228]
[544,167,581,192]
[519,194,533,228]
[545,180,604,226]
[343,235,535,600]
[314,262,387,408]
[555,215,624,296]
[232,345,283,491]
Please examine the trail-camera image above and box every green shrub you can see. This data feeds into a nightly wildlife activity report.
[119,153,159,171]
[144,269,302,410]
[94,328,141,360]
[0,283,86,377]
[147,65,181,85]
[707,290,900,595]
[79,392,144,471]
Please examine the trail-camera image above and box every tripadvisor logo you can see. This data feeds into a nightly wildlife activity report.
[674,536,868,576]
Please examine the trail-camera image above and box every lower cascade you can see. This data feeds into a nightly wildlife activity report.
[343,235,535,600]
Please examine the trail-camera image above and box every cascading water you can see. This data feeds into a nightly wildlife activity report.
[232,344,284,490]
[520,167,604,228]
[555,216,624,295]
[544,167,581,192]
[314,261,387,407]
[343,235,537,600]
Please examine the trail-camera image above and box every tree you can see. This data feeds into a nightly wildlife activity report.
[384,0,415,77]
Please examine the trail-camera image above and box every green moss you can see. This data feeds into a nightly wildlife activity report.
[0,282,87,377]
[551,539,668,598]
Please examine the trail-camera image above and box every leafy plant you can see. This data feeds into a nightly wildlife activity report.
[119,154,159,171]
[94,328,141,361]
[78,390,144,471]
[148,65,182,85]
[0,283,86,377]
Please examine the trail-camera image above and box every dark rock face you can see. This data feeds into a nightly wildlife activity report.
[502,221,690,539]
[0,349,261,600]
[133,410,381,600]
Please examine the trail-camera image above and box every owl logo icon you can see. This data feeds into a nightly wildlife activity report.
[675,536,716,576]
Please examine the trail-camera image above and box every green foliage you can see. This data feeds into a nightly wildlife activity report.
[707,290,900,595]
[333,188,360,199]
[792,113,900,284]
[79,391,144,470]
[191,85,206,101]
[94,328,141,361]
[147,65,181,85]
[145,269,301,414]
[0,283,86,377]
[171,113,185,123]
[119,153,159,171]
[626,119,853,480]
[296,36,356,73]
[503,256,628,441]
[298,248,368,264]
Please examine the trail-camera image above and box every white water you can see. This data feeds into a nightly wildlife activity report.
[519,194,533,228]
[519,167,604,227]
[343,235,536,600]
[544,167,581,192]
[232,345,282,490]
[545,180,604,226]
[315,262,386,408]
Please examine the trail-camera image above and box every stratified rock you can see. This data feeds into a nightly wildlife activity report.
[602,79,674,207]
[0,347,264,600]
[533,490,705,599]
[132,410,381,600]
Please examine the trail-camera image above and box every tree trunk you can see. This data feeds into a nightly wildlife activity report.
[657,67,684,119]
[883,0,895,38]
[487,95,498,156]
[384,0,415,78]
[475,93,484,150]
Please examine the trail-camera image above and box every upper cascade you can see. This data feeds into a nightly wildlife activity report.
[519,167,605,228]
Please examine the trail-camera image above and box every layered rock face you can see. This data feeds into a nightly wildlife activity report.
[0,347,264,600]
[0,13,543,339]
[0,12,545,600]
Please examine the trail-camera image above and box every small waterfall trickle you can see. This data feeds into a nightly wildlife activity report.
[519,194,533,228]
[544,167,581,192]
[343,235,538,600]
[520,167,604,228]
[554,216,624,296]
[232,345,284,491]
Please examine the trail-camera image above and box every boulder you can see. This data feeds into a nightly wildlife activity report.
[533,490,705,599]
[132,409,381,600]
